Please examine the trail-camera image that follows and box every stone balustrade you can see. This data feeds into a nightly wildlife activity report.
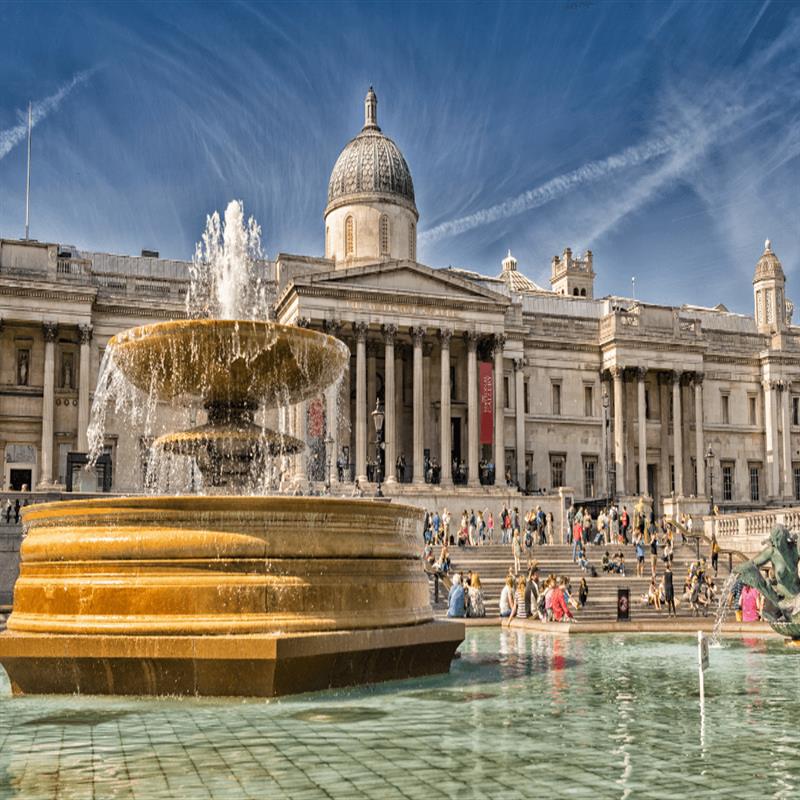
[705,508,796,555]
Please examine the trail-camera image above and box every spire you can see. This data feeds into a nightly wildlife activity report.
[364,86,379,131]
[502,249,517,272]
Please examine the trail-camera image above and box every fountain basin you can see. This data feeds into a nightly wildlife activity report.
[0,496,464,696]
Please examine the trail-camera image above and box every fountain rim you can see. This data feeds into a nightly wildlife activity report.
[22,495,424,524]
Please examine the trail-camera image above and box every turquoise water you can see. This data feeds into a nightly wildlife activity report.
[0,630,797,799]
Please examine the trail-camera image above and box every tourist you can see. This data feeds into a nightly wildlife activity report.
[467,573,486,618]
[486,511,495,543]
[512,529,522,574]
[609,503,619,543]
[447,573,465,618]
[499,576,514,618]
[582,508,592,547]
[635,534,645,577]
[468,509,477,546]
[432,509,441,543]
[552,578,574,622]
[508,576,527,621]
[740,584,761,622]
[664,563,676,616]
[525,566,540,617]
[645,577,661,610]
[572,517,583,562]
[594,508,606,545]
[663,532,674,567]
[578,577,589,608]
[649,530,659,577]
[567,503,576,545]
[501,505,511,544]
[620,505,630,544]
[13,499,20,524]
[546,512,554,545]
[602,551,612,573]
[434,543,450,574]
[710,532,720,576]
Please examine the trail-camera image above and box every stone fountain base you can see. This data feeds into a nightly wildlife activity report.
[0,622,463,697]
[0,496,464,697]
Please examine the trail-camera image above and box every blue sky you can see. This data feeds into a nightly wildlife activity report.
[0,1,798,313]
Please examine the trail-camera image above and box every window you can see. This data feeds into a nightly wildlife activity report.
[794,464,800,501]
[645,388,651,419]
[552,382,561,416]
[749,395,757,426]
[793,396,800,427]
[379,215,389,255]
[721,393,730,425]
[749,464,761,502]
[550,454,565,488]
[450,366,456,400]
[722,462,734,502]
[584,385,593,417]
[691,457,697,495]
[523,380,530,414]
[670,460,675,493]
[573,288,579,296]
[409,223,416,261]
[756,290,763,324]
[345,216,355,256]
[503,376,510,409]
[767,289,774,323]
[580,288,586,297]
[583,457,597,498]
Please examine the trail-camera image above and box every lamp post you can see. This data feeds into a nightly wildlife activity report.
[325,433,334,495]
[704,445,715,514]
[602,387,612,505]
[372,398,385,498]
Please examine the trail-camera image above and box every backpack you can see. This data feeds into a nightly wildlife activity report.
[525,531,533,548]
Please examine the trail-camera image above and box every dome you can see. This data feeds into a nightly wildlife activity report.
[326,88,417,217]
[499,250,546,294]
[754,239,784,283]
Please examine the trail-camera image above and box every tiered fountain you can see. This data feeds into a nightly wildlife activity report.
[0,202,463,697]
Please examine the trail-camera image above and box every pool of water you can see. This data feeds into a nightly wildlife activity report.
[1,629,798,799]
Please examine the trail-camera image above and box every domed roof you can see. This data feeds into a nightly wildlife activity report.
[326,88,417,216]
[499,250,546,294]
[754,239,785,282]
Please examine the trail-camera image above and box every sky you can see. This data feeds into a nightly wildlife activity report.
[0,0,798,313]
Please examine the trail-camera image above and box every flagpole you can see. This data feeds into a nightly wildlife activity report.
[24,101,32,240]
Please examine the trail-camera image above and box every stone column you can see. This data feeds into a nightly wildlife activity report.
[322,320,342,482]
[439,327,453,486]
[694,373,705,497]
[763,379,779,498]
[637,367,647,496]
[493,334,506,485]
[411,326,425,484]
[354,322,368,484]
[672,371,683,497]
[294,401,308,486]
[781,381,792,498]
[611,366,626,496]
[367,340,378,462]
[395,347,405,475]
[39,321,58,487]
[382,324,397,483]
[77,324,93,452]
[465,331,480,487]
[514,358,526,489]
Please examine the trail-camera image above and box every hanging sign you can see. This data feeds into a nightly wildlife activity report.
[479,362,493,444]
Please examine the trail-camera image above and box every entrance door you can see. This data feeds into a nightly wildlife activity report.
[9,469,32,491]
[647,464,658,514]
[451,417,463,483]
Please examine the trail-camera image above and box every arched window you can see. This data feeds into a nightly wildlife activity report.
[379,215,390,255]
[345,216,355,257]
[580,288,586,297]
[573,288,579,296]
[409,222,416,261]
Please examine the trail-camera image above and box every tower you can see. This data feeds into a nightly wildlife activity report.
[753,239,787,334]
[550,247,595,298]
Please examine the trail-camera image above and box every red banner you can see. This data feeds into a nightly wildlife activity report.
[307,396,325,438]
[479,362,493,445]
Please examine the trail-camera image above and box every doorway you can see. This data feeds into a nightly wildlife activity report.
[9,469,32,491]
[647,464,658,514]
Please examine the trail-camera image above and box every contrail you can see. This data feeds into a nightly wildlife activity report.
[419,133,683,245]
[0,69,95,161]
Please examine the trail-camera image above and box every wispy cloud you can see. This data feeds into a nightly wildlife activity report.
[419,134,681,245]
[0,69,95,161]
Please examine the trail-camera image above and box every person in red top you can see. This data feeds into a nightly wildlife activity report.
[552,580,574,622]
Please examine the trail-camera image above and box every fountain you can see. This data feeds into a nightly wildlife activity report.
[0,201,464,697]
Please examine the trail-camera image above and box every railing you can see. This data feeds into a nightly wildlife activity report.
[56,257,91,277]
[705,508,800,556]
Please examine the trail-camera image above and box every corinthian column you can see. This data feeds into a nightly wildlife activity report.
[77,324,93,452]
[611,366,626,496]
[781,381,792,498]
[439,327,453,486]
[465,331,480,487]
[383,324,397,483]
[39,321,58,487]
[764,379,779,498]
[514,358,525,489]
[637,367,647,496]
[354,322,368,484]
[672,371,684,496]
[493,334,506,485]
[694,373,705,497]
[411,326,425,484]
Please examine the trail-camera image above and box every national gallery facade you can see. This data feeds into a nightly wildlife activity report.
[0,88,797,515]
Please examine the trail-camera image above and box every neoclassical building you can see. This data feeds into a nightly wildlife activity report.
[0,88,797,516]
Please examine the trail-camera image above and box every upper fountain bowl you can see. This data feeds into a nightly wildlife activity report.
[109,319,349,408]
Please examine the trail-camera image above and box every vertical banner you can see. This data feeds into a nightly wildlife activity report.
[479,362,493,445]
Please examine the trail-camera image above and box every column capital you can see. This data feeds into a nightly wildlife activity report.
[295,317,312,329]
[381,323,398,344]
[78,324,93,344]
[353,321,369,343]
[670,370,682,385]
[463,330,479,352]
[410,326,425,346]
[492,333,506,356]
[512,357,524,372]
[438,327,453,347]
[692,371,704,386]
[610,365,625,380]
[42,321,58,343]
[322,318,343,336]
[635,366,647,380]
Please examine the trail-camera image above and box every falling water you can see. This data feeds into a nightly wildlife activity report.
[709,572,738,647]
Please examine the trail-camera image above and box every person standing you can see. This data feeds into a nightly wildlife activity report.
[710,533,720,576]
[512,529,522,575]
[635,533,645,577]
[620,506,630,544]
[664,563,676,616]
[649,530,659,577]
[13,499,20,524]
[566,503,576,545]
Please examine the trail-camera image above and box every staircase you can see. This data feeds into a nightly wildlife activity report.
[432,539,732,622]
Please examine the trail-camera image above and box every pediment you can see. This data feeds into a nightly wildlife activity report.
[293,261,509,306]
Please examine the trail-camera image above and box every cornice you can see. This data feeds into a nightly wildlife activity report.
[0,283,96,304]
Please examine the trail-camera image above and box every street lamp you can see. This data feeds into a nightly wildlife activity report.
[704,444,715,514]
[372,398,385,498]
[602,387,612,504]
[325,433,334,494]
